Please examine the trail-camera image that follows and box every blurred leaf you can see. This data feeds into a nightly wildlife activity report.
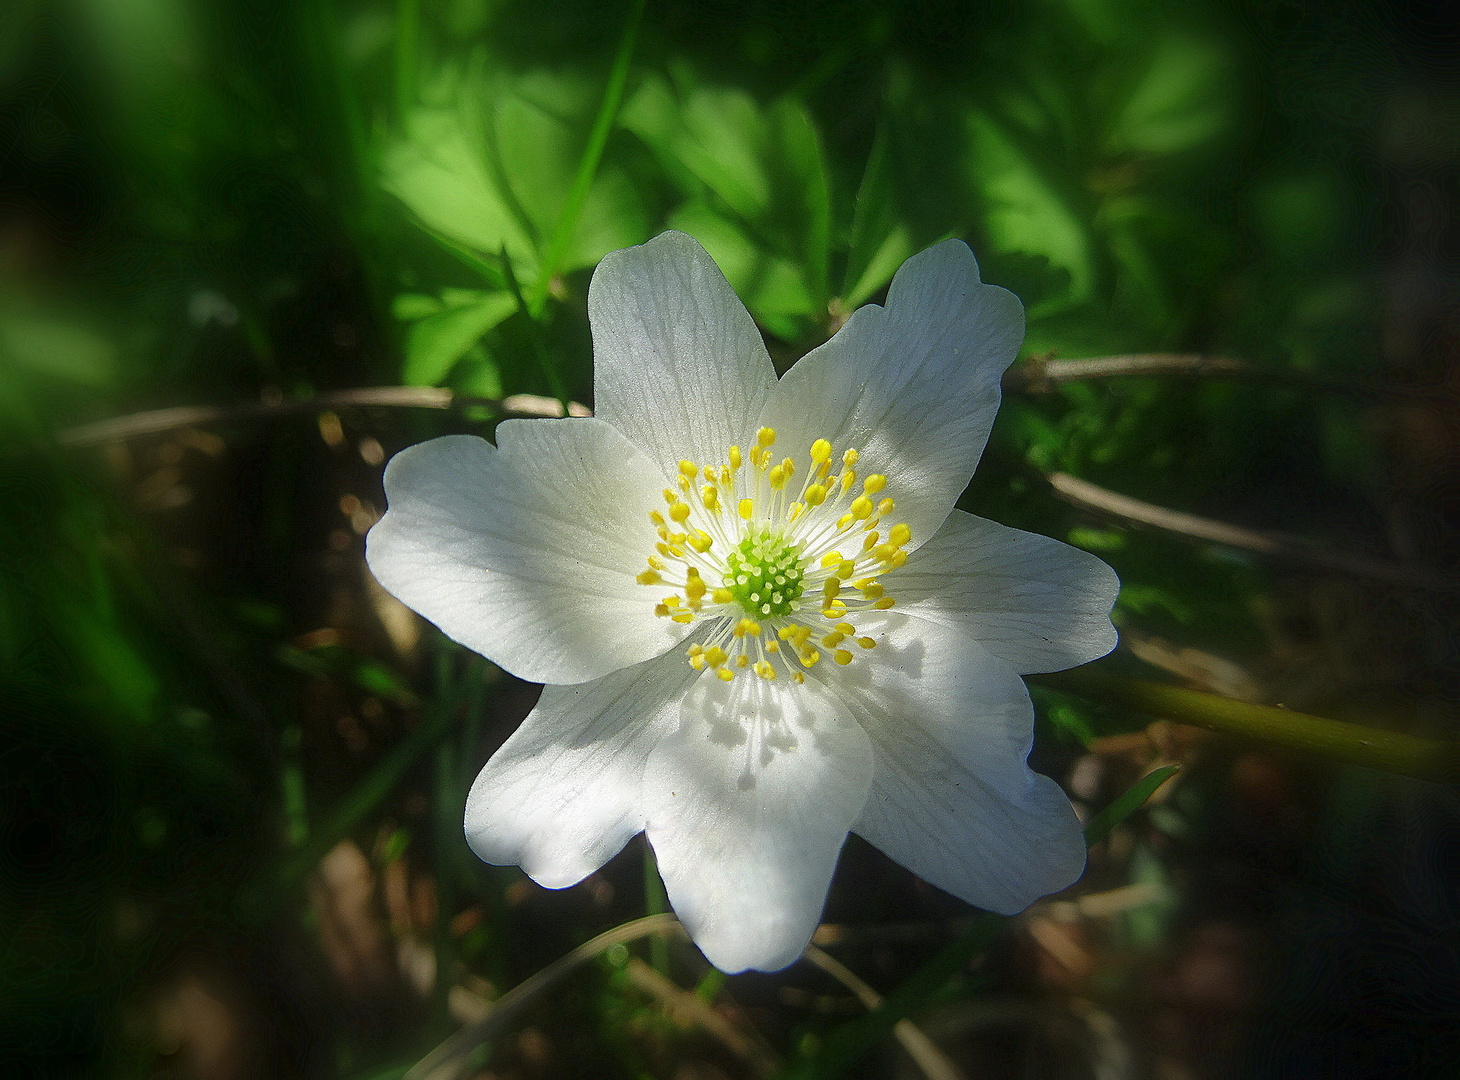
[623,70,834,334]
[1107,34,1234,156]
[842,126,915,306]
[968,112,1094,309]
[1084,765,1179,846]
[400,290,515,386]
[0,310,116,388]
[383,62,647,282]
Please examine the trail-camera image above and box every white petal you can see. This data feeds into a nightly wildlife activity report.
[589,230,778,480]
[644,672,873,973]
[829,613,1086,914]
[366,420,685,685]
[465,647,700,888]
[758,240,1023,548]
[892,509,1119,674]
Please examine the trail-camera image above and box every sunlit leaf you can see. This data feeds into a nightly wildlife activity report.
[400,290,515,386]
[1108,34,1234,156]
[967,112,1095,308]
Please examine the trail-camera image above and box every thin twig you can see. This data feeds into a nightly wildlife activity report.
[1049,471,1460,592]
[57,389,589,447]
[404,914,682,1080]
[803,946,967,1080]
[1004,353,1453,403]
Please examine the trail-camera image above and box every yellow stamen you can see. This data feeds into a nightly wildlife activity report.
[863,474,886,494]
[873,597,896,609]
[804,484,827,506]
[711,588,734,604]
[738,498,754,520]
[857,637,876,649]
[636,569,661,585]
[729,445,742,469]
[716,666,734,682]
[757,427,776,448]
[834,649,853,666]
[668,502,690,523]
[679,460,698,479]
[810,438,832,463]
[888,523,912,547]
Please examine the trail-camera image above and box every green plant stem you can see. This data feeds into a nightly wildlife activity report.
[1036,668,1460,783]
[644,845,671,975]
[528,0,646,315]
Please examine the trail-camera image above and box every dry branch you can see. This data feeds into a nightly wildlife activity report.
[1049,471,1460,592]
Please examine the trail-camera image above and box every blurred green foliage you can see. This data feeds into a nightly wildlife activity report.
[4,0,1453,1076]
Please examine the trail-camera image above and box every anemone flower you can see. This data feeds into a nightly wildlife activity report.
[366,231,1118,973]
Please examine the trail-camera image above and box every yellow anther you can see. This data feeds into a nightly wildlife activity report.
[636,569,661,585]
[654,604,669,617]
[704,646,727,667]
[662,595,681,609]
[874,543,900,560]
[736,654,750,668]
[701,485,719,511]
[781,457,794,477]
[677,475,691,492]
[720,466,732,484]
[888,523,912,548]
[757,427,777,448]
[734,617,762,638]
[765,640,780,653]
[850,496,874,519]
[860,581,885,600]
[789,502,805,521]
[685,577,706,600]
[649,510,665,526]
[834,622,855,635]
[838,560,855,579]
[863,531,879,550]
[738,498,754,520]
[663,489,678,504]
[716,666,734,682]
[768,464,787,489]
[877,498,895,516]
[841,470,856,492]
[820,551,844,568]
[836,512,855,529]
[777,626,796,640]
[800,649,820,668]
[729,445,742,469]
[755,661,777,680]
[679,460,698,479]
[822,631,846,647]
[688,530,713,553]
[687,644,704,656]
[804,484,827,506]
[887,550,908,568]
[873,597,896,609]
[668,502,690,523]
[843,449,859,467]
[864,474,886,494]
[711,588,734,604]
[672,611,694,623]
[857,637,876,649]
[688,653,707,670]
[648,555,667,571]
[834,649,853,666]
[822,604,847,619]
[810,438,832,463]
[823,577,841,598]
[793,671,806,684]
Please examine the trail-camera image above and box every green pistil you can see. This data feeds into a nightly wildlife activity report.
[724,528,805,617]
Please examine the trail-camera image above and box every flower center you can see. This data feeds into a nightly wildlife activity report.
[633,427,912,684]
[724,528,805,617]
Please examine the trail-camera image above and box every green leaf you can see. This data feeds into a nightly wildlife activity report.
[0,310,116,388]
[1108,34,1234,156]
[400,290,515,386]
[967,112,1094,308]
[1084,765,1179,847]
[842,126,916,306]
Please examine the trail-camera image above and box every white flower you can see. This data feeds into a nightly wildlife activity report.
[366,231,1119,973]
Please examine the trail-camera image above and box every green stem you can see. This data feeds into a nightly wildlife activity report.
[527,0,646,315]
[1036,668,1459,783]
[643,844,671,975]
